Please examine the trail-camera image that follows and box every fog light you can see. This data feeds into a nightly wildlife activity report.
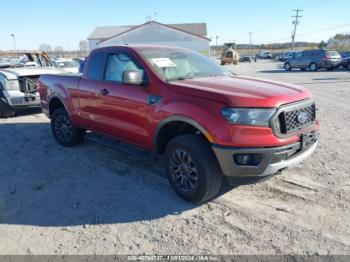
[234,153,262,166]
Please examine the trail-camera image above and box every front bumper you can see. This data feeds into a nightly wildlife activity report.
[1,89,40,108]
[212,140,317,177]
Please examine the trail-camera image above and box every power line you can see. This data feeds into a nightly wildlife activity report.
[297,23,350,37]
[291,9,303,50]
[261,23,350,45]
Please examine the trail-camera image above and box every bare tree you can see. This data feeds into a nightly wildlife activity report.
[38,43,52,52]
[54,46,64,52]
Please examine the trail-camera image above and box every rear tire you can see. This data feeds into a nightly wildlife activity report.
[51,108,85,147]
[165,134,222,204]
[347,64,350,71]
[309,63,318,71]
[326,67,334,71]
[0,100,15,118]
[284,62,292,71]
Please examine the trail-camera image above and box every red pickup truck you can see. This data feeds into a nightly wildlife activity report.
[39,45,319,203]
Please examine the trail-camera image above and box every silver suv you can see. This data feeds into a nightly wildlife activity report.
[284,49,341,71]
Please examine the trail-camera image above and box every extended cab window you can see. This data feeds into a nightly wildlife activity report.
[104,53,144,83]
[87,52,105,81]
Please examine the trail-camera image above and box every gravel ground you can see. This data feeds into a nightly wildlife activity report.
[0,60,349,255]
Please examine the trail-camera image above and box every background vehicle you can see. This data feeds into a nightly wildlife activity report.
[284,49,342,71]
[73,58,86,73]
[9,58,23,67]
[39,45,319,204]
[0,58,10,68]
[220,43,239,65]
[54,58,80,73]
[239,56,252,62]
[258,51,272,59]
[340,51,350,70]
[0,51,62,117]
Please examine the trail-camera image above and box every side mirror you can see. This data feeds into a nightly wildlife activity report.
[122,70,144,85]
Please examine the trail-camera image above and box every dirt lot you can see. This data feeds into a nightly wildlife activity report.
[0,61,349,255]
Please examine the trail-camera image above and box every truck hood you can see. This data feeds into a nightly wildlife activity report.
[168,76,312,108]
[0,67,63,80]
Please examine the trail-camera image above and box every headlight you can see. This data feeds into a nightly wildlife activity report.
[5,80,20,90]
[221,108,276,127]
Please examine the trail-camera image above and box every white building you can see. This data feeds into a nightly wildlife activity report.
[87,21,210,55]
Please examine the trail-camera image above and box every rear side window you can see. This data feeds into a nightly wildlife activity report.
[87,52,105,81]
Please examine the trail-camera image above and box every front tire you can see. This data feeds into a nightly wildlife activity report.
[309,63,318,71]
[51,108,85,147]
[284,62,292,71]
[165,134,222,204]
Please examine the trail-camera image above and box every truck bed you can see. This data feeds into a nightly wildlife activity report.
[39,73,82,117]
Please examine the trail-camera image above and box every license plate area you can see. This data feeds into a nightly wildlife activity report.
[301,131,317,150]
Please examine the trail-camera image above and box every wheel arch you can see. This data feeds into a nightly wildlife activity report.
[48,95,69,118]
[153,115,215,155]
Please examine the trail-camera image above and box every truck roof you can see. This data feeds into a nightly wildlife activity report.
[92,45,191,53]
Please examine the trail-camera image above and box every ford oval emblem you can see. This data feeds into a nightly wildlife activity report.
[297,112,308,124]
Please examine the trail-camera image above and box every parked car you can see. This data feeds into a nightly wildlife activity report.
[54,59,80,73]
[73,58,86,73]
[239,56,252,62]
[0,51,62,117]
[9,58,23,67]
[258,51,272,59]
[39,45,319,204]
[339,51,350,70]
[0,58,10,68]
[284,49,342,71]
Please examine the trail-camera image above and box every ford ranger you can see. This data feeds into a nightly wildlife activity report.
[39,45,319,203]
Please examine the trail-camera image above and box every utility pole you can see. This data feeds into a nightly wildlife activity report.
[291,9,303,50]
[10,34,16,51]
[215,36,219,47]
[249,32,252,58]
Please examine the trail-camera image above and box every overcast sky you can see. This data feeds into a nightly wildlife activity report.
[1,0,349,50]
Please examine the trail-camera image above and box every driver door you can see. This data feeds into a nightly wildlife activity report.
[96,51,153,147]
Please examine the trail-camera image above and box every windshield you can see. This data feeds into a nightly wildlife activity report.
[138,49,233,81]
[56,60,80,68]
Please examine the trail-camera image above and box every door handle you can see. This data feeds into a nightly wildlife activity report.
[100,88,109,96]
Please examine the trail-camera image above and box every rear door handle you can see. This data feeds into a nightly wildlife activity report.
[100,88,109,96]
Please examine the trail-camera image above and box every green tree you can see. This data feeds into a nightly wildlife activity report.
[318,40,327,49]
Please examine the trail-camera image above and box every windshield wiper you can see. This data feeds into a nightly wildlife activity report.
[176,76,194,81]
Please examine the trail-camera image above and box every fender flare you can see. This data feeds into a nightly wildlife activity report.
[153,115,215,154]
[47,94,70,118]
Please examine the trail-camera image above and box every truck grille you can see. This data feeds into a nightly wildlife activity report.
[271,99,316,137]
